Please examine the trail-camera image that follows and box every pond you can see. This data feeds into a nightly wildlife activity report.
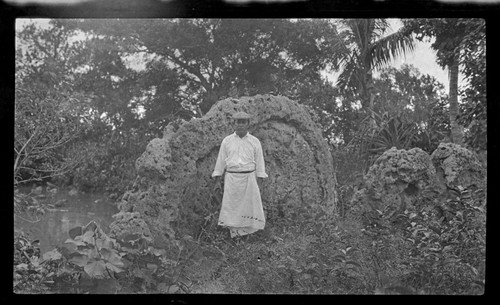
[14,187,119,254]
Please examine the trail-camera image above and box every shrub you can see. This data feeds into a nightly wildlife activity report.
[14,230,50,293]
[361,184,486,294]
[13,220,196,294]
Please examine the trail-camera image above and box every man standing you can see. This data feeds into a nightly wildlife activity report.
[212,111,267,238]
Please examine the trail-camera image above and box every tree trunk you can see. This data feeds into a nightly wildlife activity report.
[365,71,377,133]
[448,55,463,145]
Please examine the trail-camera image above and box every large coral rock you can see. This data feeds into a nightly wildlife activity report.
[350,143,486,224]
[112,95,336,246]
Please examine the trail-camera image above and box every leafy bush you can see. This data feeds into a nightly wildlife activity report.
[360,184,486,294]
[14,219,195,294]
[59,129,148,196]
[14,188,47,219]
[14,230,50,293]
[14,180,485,295]
[401,187,486,294]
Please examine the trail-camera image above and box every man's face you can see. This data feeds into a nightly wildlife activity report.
[234,119,250,135]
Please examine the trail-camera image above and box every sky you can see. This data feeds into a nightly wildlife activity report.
[322,19,452,92]
[388,19,451,91]
[17,18,453,91]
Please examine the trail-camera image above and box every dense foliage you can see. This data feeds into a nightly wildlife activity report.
[14,181,485,294]
[401,18,486,146]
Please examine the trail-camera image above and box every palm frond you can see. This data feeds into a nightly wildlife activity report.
[336,55,362,95]
[367,117,418,155]
[370,30,416,71]
[371,19,390,40]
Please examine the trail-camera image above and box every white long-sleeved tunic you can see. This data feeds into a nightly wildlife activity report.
[212,132,268,178]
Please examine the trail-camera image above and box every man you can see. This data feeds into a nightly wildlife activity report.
[212,111,267,238]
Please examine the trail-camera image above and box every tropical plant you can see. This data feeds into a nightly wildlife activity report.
[14,230,49,293]
[61,220,125,280]
[401,18,485,145]
[367,115,418,155]
[334,19,415,128]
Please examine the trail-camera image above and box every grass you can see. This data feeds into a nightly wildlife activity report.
[162,196,485,295]
[171,215,372,294]
[14,179,485,295]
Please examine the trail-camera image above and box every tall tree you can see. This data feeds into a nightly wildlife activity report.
[15,20,91,185]
[62,19,343,117]
[334,19,415,128]
[401,18,485,145]
[458,19,486,152]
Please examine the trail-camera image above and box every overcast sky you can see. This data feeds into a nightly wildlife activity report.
[389,19,451,91]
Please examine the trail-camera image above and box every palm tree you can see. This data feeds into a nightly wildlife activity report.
[448,56,462,145]
[335,19,416,129]
[401,18,479,145]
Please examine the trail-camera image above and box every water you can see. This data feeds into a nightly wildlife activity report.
[14,187,119,254]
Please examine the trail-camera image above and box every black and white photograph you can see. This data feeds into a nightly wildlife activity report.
[7,0,490,296]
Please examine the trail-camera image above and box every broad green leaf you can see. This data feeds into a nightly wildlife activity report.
[42,249,62,261]
[81,230,95,244]
[120,246,140,255]
[85,260,106,278]
[65,238,86,246]
[96,237,113,250]
[76,247,97,259]
[68,226,83,239]
[101,248,124,267]
[105,262,124,274]
[69,254,89,267]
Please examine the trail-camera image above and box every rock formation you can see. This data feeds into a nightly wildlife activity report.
[350,147,437,219]
[111,95,336,248]
[430,142,486,192]
[350,143,486,224]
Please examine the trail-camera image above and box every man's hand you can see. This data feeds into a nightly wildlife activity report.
[213,176,223,191]
[257,177,263,190]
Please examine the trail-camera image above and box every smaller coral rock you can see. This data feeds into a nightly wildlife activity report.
[431,142,486,190]
[109,212,154,244]
[135,138,172,180]
[357,147,436,214]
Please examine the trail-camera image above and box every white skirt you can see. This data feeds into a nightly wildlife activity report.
[218,172,265,237]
